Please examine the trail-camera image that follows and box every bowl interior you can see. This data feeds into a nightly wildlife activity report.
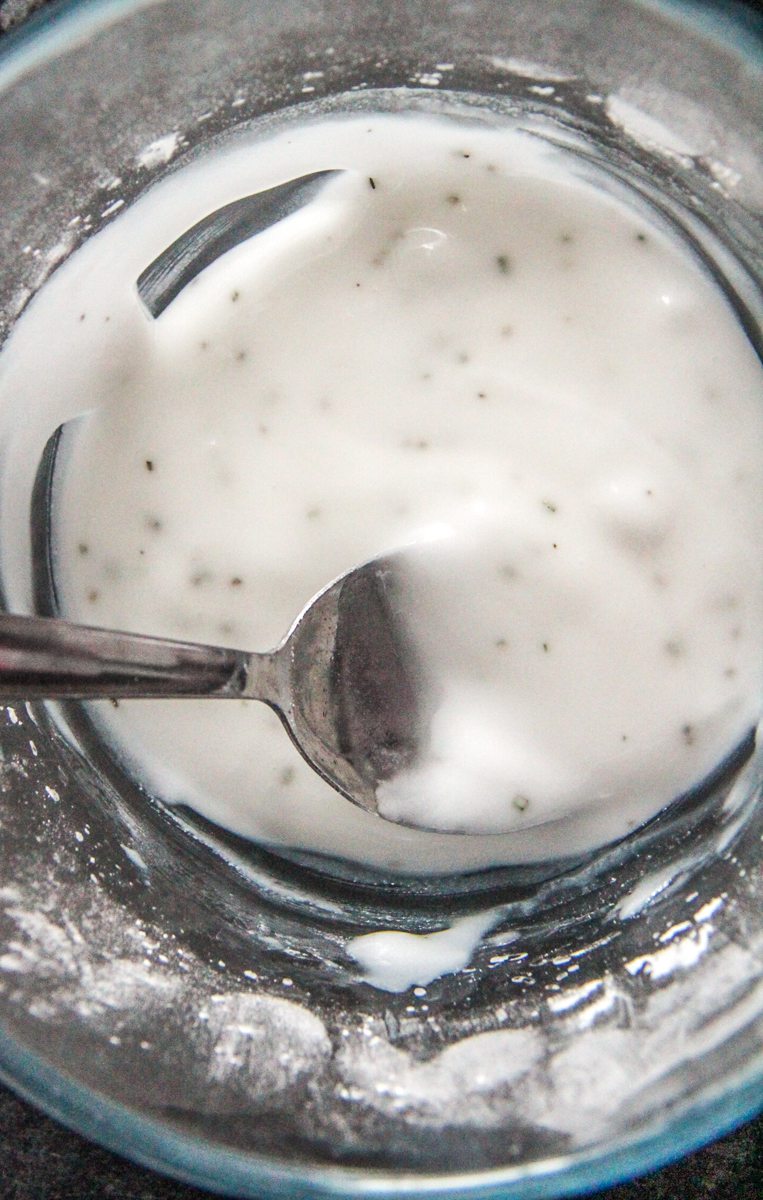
[0,2,761,1197]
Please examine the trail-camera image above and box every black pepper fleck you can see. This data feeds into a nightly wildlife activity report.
[368,176,376,189]
[495,254,511,275]
[190,570,213,587]
[145,460,154,472]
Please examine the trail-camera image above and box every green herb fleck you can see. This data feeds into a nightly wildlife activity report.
[496,254,511,275]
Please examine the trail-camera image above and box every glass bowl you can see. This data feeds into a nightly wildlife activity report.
[0,2,760,1197]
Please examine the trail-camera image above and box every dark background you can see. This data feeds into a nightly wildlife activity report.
[0,0,760,1196]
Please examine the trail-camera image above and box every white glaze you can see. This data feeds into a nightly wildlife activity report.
[0,108,761,872]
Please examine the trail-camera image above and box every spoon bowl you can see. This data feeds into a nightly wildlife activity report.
[0,550,432,825]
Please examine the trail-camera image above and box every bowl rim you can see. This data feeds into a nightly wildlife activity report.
[0,0,761,1195]
[0,1025,761,1199]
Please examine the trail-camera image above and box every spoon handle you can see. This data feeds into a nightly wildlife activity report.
[0,612,256,701]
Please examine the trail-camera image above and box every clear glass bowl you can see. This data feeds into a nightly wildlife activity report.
[0,2,761,1197]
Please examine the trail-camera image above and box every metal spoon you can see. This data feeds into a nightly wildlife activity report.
[0,551,433,826]
[3,169,432,828]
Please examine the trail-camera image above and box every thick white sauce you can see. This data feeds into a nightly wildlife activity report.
[346,909,506,993]
[0,110,761,873]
